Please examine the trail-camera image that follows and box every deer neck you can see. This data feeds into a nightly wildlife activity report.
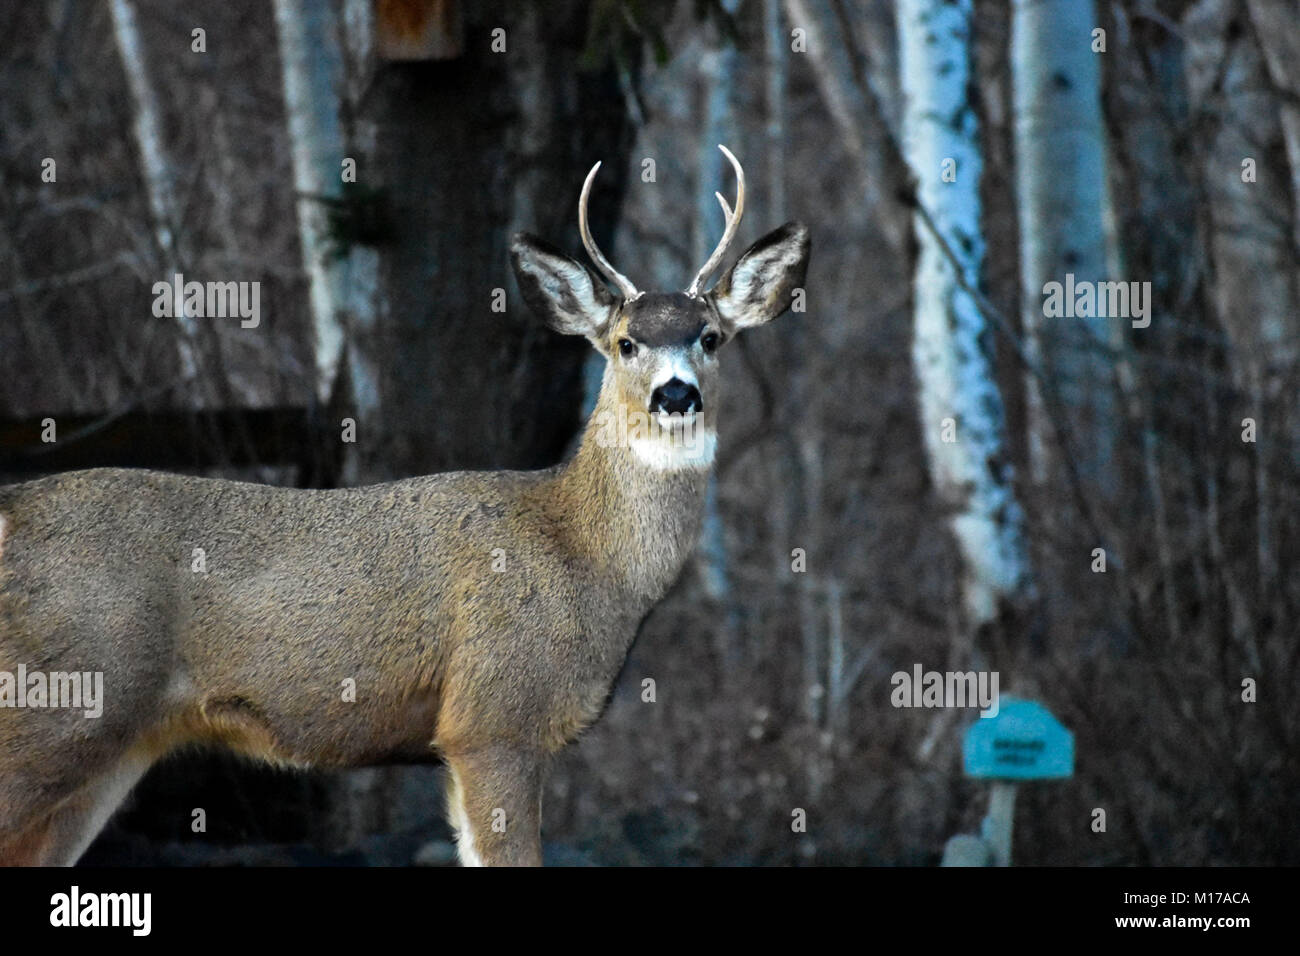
[549,379,715,606]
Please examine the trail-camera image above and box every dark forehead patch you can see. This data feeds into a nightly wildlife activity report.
[624,292,710,347]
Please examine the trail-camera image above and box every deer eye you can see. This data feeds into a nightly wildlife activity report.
[701,331,720,354]
[618,338,636,358]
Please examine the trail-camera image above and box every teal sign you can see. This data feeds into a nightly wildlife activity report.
[963,698,1073,780]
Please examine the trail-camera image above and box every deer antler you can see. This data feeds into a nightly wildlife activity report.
[686,144,745,297]
[579,161,639,301]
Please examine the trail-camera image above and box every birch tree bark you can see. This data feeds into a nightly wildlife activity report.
[272,0,380,426]
[107,0,200,382]
[898,0,1033,630]
[338,0,384,465]
[1011,0,1116,496]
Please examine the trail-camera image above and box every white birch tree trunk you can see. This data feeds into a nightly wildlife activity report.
[1011,0,1116,495]
[107,0,199,381]
[339,0,383,428]
[898,0,1033,629]
[273,0,379,415]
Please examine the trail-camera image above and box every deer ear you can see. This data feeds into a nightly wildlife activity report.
[511,233,617,343]
[709,222,810,333]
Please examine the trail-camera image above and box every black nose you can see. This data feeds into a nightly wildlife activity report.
[651,378,702,415]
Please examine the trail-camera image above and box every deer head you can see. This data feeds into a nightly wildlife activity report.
[511,145,810,471]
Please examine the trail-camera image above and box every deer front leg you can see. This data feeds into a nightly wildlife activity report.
[443,746,543,866]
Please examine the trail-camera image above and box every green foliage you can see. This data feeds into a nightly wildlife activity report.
[319,181,396,261]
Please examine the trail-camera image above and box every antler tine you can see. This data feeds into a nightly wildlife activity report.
[686,144,746,296]
[579,161,639,301]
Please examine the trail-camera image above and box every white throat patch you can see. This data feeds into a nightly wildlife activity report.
[629,426,717,471]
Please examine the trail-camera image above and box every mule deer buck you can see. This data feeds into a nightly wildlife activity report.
[0,146,809,866]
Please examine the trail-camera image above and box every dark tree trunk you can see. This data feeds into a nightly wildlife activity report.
[359,3,636,479]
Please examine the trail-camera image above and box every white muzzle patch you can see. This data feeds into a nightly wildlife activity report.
[629,351,714,470]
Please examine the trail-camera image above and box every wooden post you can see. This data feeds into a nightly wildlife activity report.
[981,781,1018,867]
